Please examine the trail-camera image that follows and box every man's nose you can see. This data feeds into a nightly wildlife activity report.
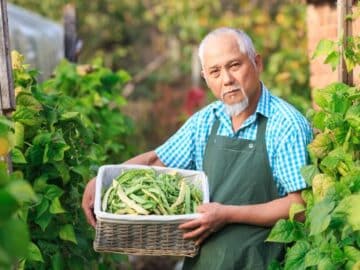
[222,70,234,85]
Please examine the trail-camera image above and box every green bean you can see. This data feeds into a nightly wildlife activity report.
[170,180,186,211]
[102,169,203,215]
[185,184,191,214]
[116,183,149,215]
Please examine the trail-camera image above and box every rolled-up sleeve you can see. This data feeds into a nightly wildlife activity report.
[275,124,313,195]
[155,115,197,169]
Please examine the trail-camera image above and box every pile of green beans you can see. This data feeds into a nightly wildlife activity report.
[102,169,203,215]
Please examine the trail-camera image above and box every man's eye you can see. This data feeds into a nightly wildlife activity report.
[210,70,220,76]
[230,63,241,68]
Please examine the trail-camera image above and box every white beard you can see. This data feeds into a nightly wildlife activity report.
[224,97,249,117]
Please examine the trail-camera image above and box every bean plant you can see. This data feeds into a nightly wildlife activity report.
[9,52,134,269]
[267,34,360,270]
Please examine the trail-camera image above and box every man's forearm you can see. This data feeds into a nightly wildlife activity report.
[223,191,305,227]
[123,150,165,166]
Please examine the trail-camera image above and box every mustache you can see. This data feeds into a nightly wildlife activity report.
[221,86,242,100]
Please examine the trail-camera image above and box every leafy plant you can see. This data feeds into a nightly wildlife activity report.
[0,115,37,270]
[10,51,132,269]
[267,33,360,270]
[40,60,135,163]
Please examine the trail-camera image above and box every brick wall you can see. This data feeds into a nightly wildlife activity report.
[307,2,360,90]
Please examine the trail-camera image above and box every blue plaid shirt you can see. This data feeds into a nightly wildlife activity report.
[155,84,313,196]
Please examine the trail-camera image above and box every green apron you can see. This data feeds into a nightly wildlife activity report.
[183,115,284,270]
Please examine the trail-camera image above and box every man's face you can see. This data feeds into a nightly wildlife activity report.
[202,34,262,110]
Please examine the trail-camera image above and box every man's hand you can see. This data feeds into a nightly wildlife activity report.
[82,177,96,228]
[178,202,227,246]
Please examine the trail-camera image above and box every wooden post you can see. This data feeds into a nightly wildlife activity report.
[63,3,81,62]
[0,0,15,114]
[337,0,353,85]
[0,0,14,172]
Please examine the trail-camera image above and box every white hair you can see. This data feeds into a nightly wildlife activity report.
[198,27,256,67]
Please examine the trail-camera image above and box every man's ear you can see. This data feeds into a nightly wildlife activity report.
[201,70,209,85]
[254,54,263,73]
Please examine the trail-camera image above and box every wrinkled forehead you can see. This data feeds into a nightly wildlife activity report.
[202,34,246,69]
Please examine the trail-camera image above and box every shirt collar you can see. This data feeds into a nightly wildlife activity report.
[255,83,271,118]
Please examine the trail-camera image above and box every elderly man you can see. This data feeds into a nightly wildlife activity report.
[82,27,312,269]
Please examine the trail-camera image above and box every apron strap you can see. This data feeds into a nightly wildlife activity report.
[209,118,220,138]
[256,114,268,146]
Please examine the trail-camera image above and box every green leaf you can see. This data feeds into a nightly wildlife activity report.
[11,148,27,164]
[0,218,29,259]
[308,133,333,160]
[268,260,282,270]
[0,245,11,267]
[100,73,119,88]
[44,185,64,200]
[0,163,10,187]
[12,107,41,126]
[319,147,353,175]
[0,189,19,220]
[332,91,351,115]
[16,92,42,111]
[5,179,37,204]
[300,165,319,186]
[324,51,340,71]
[25,144,45,166]
[116,69,131,83]
[309,199,335,235]
[0,116,13,129]
[70,165,90,181]
[27,242,43,262]
[301,189,314,207]
[320,155,340,174]
[325,112,344,130]
[60,112,80,120]
[304,248,322,267]
[14,122,24,149]
[34,211,52,231]
[312,174,335,202]
[51,252,64,270]
[284,240,310,270]
[345,105,360,132]
[49,197,66,214]
[313,83,349,111]
[329,243,345,264]
[289,203,305,221]
[59,224,77,244]
[53,162,70,184]
[312,111,326,131]
[33,132,51,145]
[344,48,356,72]
[344,246,360,262]
[43,131,70,162]
[334,194,360,231]
[318,257,337,270]
[266,219,298,243]
[312,39,336,59]
[33,176,48,194]
[35,197,49,219]
[341,173,360,193]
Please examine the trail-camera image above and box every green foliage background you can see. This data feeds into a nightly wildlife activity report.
[0,116,37,269]
[6,52,134,269]
[8,0,310,114]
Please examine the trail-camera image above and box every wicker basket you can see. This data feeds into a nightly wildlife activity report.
[93,164,209,257]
